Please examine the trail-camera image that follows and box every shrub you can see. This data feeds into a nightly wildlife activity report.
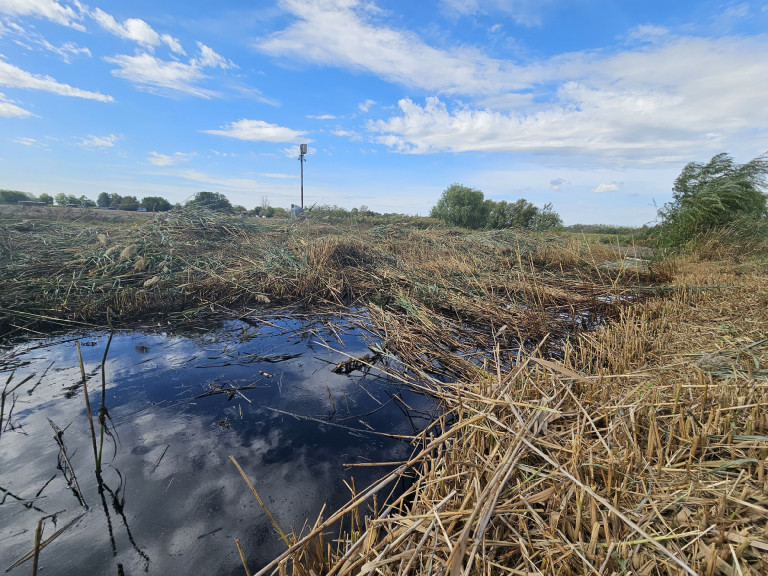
[430,184,489,229]
[655,153,768,249]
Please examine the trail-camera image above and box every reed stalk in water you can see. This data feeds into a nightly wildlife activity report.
[76,340,101,479]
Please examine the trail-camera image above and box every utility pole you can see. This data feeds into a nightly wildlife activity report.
[299,143,307,209]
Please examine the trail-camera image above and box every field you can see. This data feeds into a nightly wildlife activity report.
[2,205,767,575]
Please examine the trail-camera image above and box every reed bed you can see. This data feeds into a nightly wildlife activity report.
[4,207,765,575]
[247,253,768,575]
[0,207,653,342]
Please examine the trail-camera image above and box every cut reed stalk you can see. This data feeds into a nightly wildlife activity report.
[247,248,768,576]
[97,332,113,472]
[76,340,100,479]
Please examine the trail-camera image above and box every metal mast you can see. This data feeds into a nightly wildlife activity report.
[299,143,307,209]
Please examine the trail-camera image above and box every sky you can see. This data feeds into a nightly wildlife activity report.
[1,1,768,225]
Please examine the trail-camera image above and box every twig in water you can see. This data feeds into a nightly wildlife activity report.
[234,538,252,576]
[326,384,337,418]
[31,517,43,576]
[4,513,85,572]
[97,332,114,473]
[230,456,290,547]
[1,372,33,440]
[75,341,100,480]
[48,419,88,510]
[150,445,170,475]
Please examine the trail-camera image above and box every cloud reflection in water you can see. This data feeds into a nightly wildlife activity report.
[0,315,436,575]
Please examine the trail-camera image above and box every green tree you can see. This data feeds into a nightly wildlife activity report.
[97,192,110,207]
[658,153,768,246]
[140,196,172,212]
[38,193,53,205]
[0,189,34,204]
[531,203,564,231]
[119,195,139,211]
[54,193,79,206]
[108,193,123,208]
[487,199,540,229]
[430,183,490,229]
[186,191,233,212]
[79,195,96,208]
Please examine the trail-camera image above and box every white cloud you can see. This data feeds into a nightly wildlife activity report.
[258,172,297,179]
[0,57,113,101]
[255,0,522,95]
[47,40,91,62]
[105,42,236,98]
[550,178,568,190]
[0,91,31,117]
[358,99,375,112]
[147,151,195,166]
[90,8,185,54]
[105,53,215,98]
[0,0,84,29]
[256,1,768,167]
[162,34,185,55]
[280,144,310,158]
[441,0,552,27]
[331,128,362,141]
[78,134,120,147]
[627,24,669,43]
[203,119,307,143]
[367,34,768,164]
[210,149,236,157]
[14,136,49,146]
[195,42,235,69]
[0,20,91,62]
[592,182,620,193]
[307,114,337,120]
[714,3,751,31]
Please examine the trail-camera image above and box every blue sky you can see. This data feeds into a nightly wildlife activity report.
[1,1,767,225]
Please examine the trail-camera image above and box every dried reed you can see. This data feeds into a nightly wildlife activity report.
[252,251,768,575]
[5,207,766,574]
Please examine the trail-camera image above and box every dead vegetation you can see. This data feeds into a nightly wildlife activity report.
[255,254,767,576]
[3,206,766,575]
[0,206,655,341]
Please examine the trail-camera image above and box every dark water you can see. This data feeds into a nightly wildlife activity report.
[0,314,437,575]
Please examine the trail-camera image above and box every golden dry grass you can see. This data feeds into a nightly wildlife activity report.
[0,207,646,341]
[3,206,767,575]
[253,256,768,576]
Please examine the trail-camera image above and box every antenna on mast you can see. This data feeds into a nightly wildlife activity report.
[298,143,307,209]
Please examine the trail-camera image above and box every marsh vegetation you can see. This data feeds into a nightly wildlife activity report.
[1,195,767,575]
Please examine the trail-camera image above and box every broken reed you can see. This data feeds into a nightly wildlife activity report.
[76,340,101,479]
[246,255,768,575]
[0,207,658,341]
[7,206,765,573]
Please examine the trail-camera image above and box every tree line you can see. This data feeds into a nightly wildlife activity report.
[0,188,300,217]
[430,151,767,247]
[0,189,175,211]
[5,151,766,249]
[430,184,564,231]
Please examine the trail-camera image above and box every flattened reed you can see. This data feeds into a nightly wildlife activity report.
[0,207,638,340]
[5,207,766,575]
[252,253,768,575]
